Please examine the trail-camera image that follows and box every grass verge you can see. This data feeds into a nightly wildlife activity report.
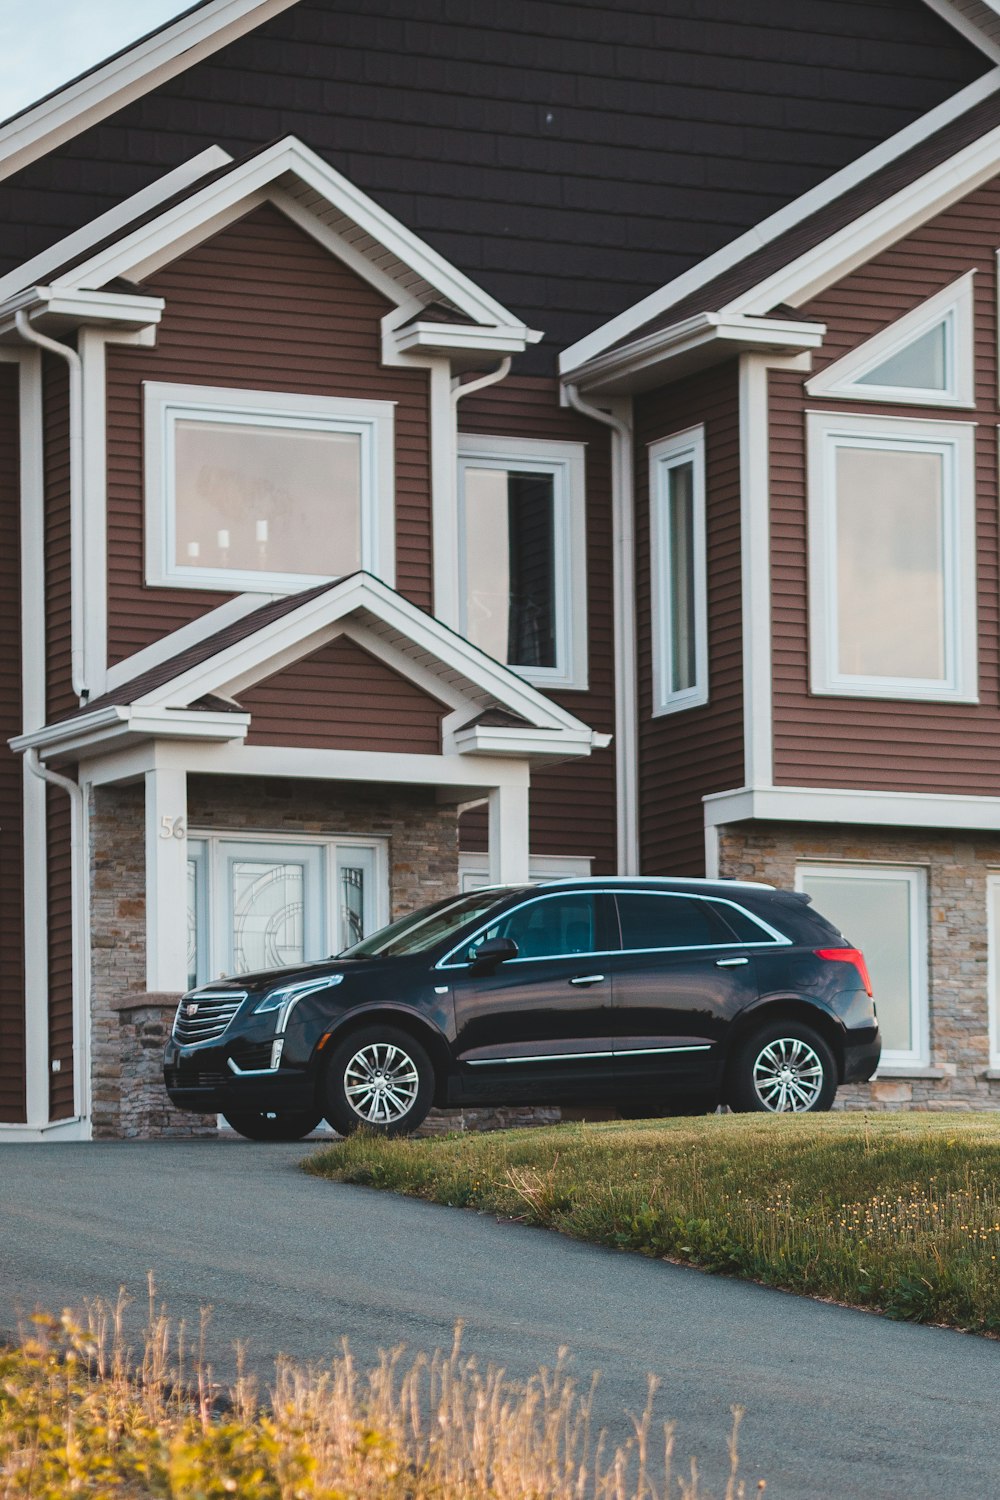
[1,1290,752,1499]
[305,1112,1000,1333]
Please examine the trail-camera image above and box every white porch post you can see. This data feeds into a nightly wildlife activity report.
[144,765,189,993]
[487,775,530,884]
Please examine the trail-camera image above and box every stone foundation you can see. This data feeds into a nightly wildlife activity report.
[718,820,1000,1110]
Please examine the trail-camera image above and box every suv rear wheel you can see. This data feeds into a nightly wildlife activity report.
[727,1020,837,1114]
[324,1025,434,1137]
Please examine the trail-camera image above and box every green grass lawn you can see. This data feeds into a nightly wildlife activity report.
[306,1112,1000,1333]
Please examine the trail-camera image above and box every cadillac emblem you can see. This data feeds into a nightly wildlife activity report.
[185,1003,199,1017]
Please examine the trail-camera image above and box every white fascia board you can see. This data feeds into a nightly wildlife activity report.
[0,285,164,340]
[569,313,824,393]
[922,0,1000,64]
[0,0,297,182]
[10,705,127,753]
[150,739,539,791]
[559,66,1000,373]
[703,784,1000,833]
[0,147,231,306]
[136,572,591,738]
[726,116,1000,316]
[62,135,524,331]
[10,705,248,760]
[392,322,540,357]
[447,725,594,758]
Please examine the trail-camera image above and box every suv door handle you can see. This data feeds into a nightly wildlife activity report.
[716,956,749,968]
[569,974,606,986]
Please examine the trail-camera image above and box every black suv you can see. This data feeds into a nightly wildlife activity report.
[163,877,881,1139]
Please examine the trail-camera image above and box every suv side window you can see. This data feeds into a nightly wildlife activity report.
[615,892,731,951]
[474,893,600,961]
[709,900,781,945]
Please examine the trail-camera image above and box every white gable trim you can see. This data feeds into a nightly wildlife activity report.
[805,271,976,407]
[560,67,1000,376]
[0,0,297,183]
[52,136,527,333]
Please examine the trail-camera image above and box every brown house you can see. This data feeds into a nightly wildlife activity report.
[3,0,1000,1135]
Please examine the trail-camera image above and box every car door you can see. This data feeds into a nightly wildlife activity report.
[610,891,758,1089]
[444,890,618,1099]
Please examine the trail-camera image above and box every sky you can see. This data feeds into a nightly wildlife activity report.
[0,0,192,122]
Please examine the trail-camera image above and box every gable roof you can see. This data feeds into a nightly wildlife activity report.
[15,573,601,764]
[563,77,1000,387]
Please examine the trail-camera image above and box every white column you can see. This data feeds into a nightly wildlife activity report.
[144,765,189,993]
[487,778,530,884]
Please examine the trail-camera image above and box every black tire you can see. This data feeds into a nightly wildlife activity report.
[726,1020,837,1114]
[323,1025,434,1137]
[616,1091,718,1119]
[222,1108,323,1141]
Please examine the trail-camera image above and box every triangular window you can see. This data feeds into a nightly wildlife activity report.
[805,272,974,408]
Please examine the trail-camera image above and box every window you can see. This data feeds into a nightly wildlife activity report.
[807,412,976,701]
[186,834,386,986]
[457,434,587,688]
[649,427,708,715]
[475,892,599,960]
[805,272,975,408]
[795,863,928,1068]
[145,382,395,592]
[615,892,725,951]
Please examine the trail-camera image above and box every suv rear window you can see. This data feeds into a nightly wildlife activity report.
[615,893,729,951]
[710,901,780,944]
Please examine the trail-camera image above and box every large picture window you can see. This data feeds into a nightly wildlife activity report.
[795,862,928,1069]
[806,412,976,701]
[145,383,395,593]
[457,434,587,689]
[649,426,708,715]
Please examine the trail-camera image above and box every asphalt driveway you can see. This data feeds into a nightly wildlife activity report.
[1,1139,997,1499]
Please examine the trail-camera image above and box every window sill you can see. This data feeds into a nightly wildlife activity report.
[871,1065,944,1079]
[980,1069,1000,1081]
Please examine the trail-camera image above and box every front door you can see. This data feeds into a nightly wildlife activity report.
[610,889,758,1093]
[446,890,618,1099]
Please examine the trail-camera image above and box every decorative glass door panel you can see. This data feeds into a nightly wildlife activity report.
[335,845,377,951]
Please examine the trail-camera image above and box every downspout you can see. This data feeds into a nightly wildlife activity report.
[451,356,512,407]
[564,384,639,875]
[14,309,88,704]
[23,747,89,1128]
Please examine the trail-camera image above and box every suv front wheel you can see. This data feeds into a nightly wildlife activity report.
[727,1020,837,1114]
[324,1025,434,1136]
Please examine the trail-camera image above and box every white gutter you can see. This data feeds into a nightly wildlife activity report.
[564,385,639,874]
[23,747,90,1131]
[15,309,87,702]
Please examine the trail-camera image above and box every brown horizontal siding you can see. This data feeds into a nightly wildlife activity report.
[771,171,1000,794]
[242,636,446,753]
[0,363,25,1122]
[457,376,616,874]
[635,362,744,876]
[105,203,431,669]
[47,790,73,1119]
[44,357,74,722]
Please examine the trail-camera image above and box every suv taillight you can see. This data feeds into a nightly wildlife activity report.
[814,947,873,997]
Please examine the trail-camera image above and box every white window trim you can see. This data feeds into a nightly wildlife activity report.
[794,861,929,1070]
[144,381,396,594]
[187,830,389,984]
[458,851,592,892]
[806,410,977,703]
[805,271,975,408]
[649,425,708,716]
[987,873,1000,1071]
[456,433,588,690]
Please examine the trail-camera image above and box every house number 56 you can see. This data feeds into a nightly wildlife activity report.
[159,816,186,839]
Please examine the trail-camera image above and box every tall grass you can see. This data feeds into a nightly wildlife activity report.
[306,1112,1000,1332]
[0,1282,754,1499]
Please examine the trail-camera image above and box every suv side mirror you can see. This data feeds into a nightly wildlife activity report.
[470,936,519,967]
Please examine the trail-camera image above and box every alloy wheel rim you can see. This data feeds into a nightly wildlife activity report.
[752,1037,824,1112]
[344,1042,420,1124]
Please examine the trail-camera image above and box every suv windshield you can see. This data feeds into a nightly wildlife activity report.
[340,889,516,959]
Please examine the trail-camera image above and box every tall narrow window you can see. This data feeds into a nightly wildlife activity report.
[650,426,708,715]
[807,412,976,702]
[796,863,928,1069]
[458,435,587,688]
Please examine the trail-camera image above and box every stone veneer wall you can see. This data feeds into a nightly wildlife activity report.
[718,821,1000,1110]
[90,776,464,1138]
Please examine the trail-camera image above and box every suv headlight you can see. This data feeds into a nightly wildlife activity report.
[253,973,344,1032]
